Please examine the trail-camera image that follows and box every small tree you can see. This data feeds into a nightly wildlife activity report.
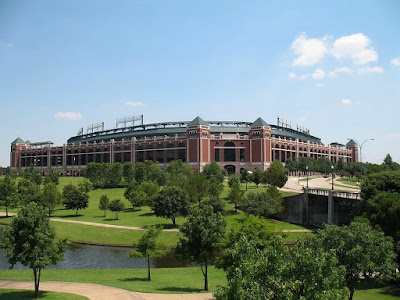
[185,172,208,205]
[41,182,62,217]
[0,203,66,298]
[228,174,240,188]
[203,161,225,183]
[176,205,226,291]
[152,186,190,227]
[17,178,41,205]
[123,162,135,183]
[108,199,125,220]
[240,186,284,218]
[265,160,288,188]
[99,195,110,217]
[128,226,168,281]
[227,182,244,213]
[0,175,18,217]
[62,184,89,216]
[252,168,263,188]
[240,169,253,191]
[124,183,147,210]
[77,178,93,194]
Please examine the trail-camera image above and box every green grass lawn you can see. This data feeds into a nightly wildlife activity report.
[0,289,88,300]
[337,177,360,187]
[0,177,311,246]
[0,269,398,298]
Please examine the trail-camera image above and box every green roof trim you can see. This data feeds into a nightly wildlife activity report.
[346,139,358,146]
[188,116,208,126]
[251,117,269,127]
[11,137,25,144]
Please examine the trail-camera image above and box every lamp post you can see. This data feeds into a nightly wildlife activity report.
[306,166,309,189]
[331,165,334,190]
[348,138,374,163]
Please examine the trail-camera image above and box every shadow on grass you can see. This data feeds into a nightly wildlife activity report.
[53,214,82,218]
[119,277,149,282]
[0,290,50,299]
[139,212,155,217]
[141,223,177,230]
[124,208,143,213]
[356,278,400,297]
[158,287,204,293]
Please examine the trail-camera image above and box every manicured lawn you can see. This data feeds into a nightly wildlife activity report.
[0,269,398,298]
[0,268,226,294]
[337,177,359,187]
[0,177,311,246]
[0,289,88,299]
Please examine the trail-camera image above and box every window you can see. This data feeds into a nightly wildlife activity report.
[178,142,185,162]
[215,149,220,162]
[240,149,245,162]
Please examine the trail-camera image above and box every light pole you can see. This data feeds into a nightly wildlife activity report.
[348,138,375,163]
[306,166,309,189]
[331,165,334,190]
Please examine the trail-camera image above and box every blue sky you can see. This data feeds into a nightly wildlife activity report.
[1,0,399,167]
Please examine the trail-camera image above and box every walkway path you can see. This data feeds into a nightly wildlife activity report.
[0,280,214,300]
[281,176,360,193]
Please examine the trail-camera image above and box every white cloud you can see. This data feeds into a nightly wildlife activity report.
[123,100,144,106]
[341,99,352,105]
[332,33,378,65]
[359,66,384,73]
[54,112,83,120]
[291,33,328,66]
[334,66,354,73]
[391,57,400,66]
[288,72,297,79]
[315,83,325,88]
[311,68,325,79]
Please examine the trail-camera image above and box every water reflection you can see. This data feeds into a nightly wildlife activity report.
[0,225,189,270]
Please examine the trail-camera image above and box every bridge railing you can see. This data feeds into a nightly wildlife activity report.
[305,188,360,200]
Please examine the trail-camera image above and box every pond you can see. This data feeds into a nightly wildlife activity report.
[0,225,190,270]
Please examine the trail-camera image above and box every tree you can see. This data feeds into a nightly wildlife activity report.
[185,172,208,204]
[43,172,59,185]
[77,178,93,194]
[176,205,226,291]
[123,162,135,183]
[240,186,284,218]
[265,160,288,188]
[383,154,393,167]
[215,235,348,300]
[252,168,263,188]
[240,169,253,191]
[124,183,147,210]
[62,184,89,215]
[227,182,244,213]
[152,186,190,227]
[41,182,62,217]
[128,226,168,281]
[207,177,223,197]
[0,202,66,298]
[23,164,42,186]
[84,163,104,188]
[99,194,110,217]
[108,199,125,220]
[141,180,159,207]
[166,160,193,187]
[104,162,122,187]
[360,170,400,200]
[17,178,41,205]
[203,195,225,214]
[203,161,225,183]
[227,174,240,188]
[313,222,397,300]
[0,175,17,217]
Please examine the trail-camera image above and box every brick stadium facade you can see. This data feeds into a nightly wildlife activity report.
[10,116,358,174]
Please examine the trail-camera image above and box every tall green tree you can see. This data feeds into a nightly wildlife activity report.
[62,184,89,215]
[17,178,40,205]
[240,169,253,191]
[98,194,110,217]
[185,172,208,204]
[227,174,240,188]
[122,162,135,183]
[360,170,400,200]
[265,160,288,188]
[252,168,263,188]
[152,186,190,227]
[227,182,244,213]
[108,199,125,220]
[0,175,17,217]
[77,178,93,194]
[313,222,397,300]
[176,205,226,291]
[41,182,62,217]
[128,226,168,281]
[0,203,66,298]
[104,162,122,187]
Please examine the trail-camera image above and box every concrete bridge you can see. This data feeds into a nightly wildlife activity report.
[280,188,361,226]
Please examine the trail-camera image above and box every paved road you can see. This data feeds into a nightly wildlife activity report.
[280,176,360,193]
[0,280,214,300]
